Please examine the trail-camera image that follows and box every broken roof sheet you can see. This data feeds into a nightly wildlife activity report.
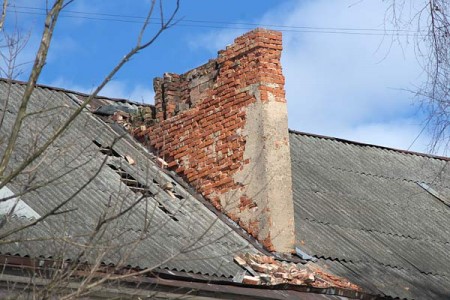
[0,80,257,278]
[290,130,450,299]
[0,80,376,300]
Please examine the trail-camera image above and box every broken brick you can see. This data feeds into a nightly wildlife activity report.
[234,255,247,267]
[242,276,260,285]
[234,253,361,291]
[125,155,135,165]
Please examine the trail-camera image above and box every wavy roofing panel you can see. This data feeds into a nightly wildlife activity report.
[0,80,257,278]
[290,130,450,299]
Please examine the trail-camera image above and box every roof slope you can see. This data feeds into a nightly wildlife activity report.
[290,130,450,299]
[0,80,257,278]
[0,80,381,300]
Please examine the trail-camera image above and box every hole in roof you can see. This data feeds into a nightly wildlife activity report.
[107,164,119,171]
[101,146,121,157]
[105,165,180,222]
[92,140,121,157]
[106,164,153,197]
[156,201,179,222]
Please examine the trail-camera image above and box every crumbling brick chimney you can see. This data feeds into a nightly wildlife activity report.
[134,29,295,253]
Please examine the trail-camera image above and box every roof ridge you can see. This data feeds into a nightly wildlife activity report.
[316,255,449,278]
[327,165,450,190]
[289,129,450,162]
[0,77,154,107]
[298,158,450,190]
[303,217,450,246]
[300,186,449,215]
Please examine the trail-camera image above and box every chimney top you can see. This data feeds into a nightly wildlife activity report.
[134,29,295,253]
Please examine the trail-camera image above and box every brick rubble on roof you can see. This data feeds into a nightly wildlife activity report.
[234,253,361,291]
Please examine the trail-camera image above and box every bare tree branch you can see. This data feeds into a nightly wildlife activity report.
[385,0,449,153]
[0,0,65,177]
[0,0,8,31]
[0,0,180,190]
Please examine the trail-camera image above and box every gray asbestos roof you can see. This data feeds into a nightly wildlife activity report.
[0,80,256,278]
[290,130,450,300]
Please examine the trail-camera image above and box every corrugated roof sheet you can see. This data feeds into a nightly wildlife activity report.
[290,131,450,299]
[0,80,257,278]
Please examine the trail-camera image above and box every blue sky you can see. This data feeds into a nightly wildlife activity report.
[5,0,433,153]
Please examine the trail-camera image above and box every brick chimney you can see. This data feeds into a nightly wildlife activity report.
[135,29,295,253]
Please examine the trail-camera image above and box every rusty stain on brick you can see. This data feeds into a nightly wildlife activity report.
[245,219,260,238]
[239,195,257,211]
[262,235,275,252]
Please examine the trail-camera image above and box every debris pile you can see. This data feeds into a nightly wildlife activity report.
[234,253,361,291]
[103,106,155,132]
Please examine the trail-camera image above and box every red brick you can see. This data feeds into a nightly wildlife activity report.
[132,29,287,248]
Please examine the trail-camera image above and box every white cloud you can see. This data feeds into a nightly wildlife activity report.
[274,1,422,127]
[46,77,92,94]
[47,36,80,63]
[189,1,432,152]
[0,31,39,80]
[100,81,155,104]
[46,78,155,104]
[339,119,429,152]
[188,28,245,53]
